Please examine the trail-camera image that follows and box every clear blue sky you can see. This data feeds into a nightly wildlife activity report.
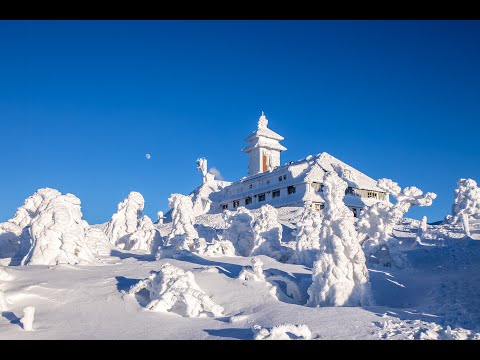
[1,20,479,224]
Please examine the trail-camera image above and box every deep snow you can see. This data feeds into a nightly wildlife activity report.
[1,206,479,340]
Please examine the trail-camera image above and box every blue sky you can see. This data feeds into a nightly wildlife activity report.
[0,20,479,224]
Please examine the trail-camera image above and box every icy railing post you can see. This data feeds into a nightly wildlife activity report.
[21,306,35,331]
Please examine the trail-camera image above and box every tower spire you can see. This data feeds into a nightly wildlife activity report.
[258,111,268,129]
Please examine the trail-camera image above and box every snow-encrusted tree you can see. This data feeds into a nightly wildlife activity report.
[447,178,480,237]
[307,171,372,307]
[358,178,437,268]
[104,192,160,252]
[0,188,61,258]
[290,205,322,267]
[84,224,113,257]
[126,263,224,317]
[20,193,96,266]
[251,205,283,259]
[162,194,205,253]
[222,207,255,256]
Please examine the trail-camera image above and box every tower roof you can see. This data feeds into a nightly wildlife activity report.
[244,112,285,142]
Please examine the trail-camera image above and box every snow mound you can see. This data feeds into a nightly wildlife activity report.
[127,263,224,318]
[104,192,160,252]
[0,188,61,258]
[307,171,372,307]
[19,193,96,266]
[0,266,11,281]
[253,323,312,340]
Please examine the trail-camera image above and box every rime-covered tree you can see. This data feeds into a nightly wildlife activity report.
[446,178,480,237]
[104,192,160,252]
[222,207,255,256]
[358,178,437,268]
[251,205,283,258]
[307,171,372,307]
[20,194,96,266]
[291,205,322,267]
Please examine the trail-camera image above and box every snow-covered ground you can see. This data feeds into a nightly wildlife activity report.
[1,207,479,340]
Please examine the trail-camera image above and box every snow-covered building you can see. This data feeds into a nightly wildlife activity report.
[208,112,388,217]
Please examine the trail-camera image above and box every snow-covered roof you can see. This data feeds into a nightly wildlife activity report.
[241,138,287,153]
[244,126,284,142]
[237,152,383,192]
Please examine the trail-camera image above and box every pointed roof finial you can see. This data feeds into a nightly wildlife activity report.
[258,111,268,129]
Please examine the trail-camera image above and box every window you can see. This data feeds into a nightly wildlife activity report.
[287,186,296,195]
[249,184,253,189]
[314,203,321,211]
[345,187,355,196]
[272,189,280,198]
[367,191,378,199]
[283,175,287,180]
[245,196,252,205]
[352,208,357,217]
[233,200,239,209]
[279,176,283,182]
[258,193,266,202]
[221,204,228,210]
[312,182,321,192]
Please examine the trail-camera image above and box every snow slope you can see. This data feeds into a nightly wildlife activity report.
[0,209,479,339]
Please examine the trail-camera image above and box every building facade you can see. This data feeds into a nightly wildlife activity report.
[210,113,388,216]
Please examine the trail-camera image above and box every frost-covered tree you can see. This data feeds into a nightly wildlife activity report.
[104,192,160,252]
[290,205,322,267]
[0,188,61,258]
[251,205,283,258]
[447,179,480,236]
[162,194,206,254]
[21,306,35,331]
[19,193,96,266]
[307,171,372,307]
[126,263,224,317]
[0,290,8,311]
[357,178,437,268]
[84,225,113,257]
[222,207,255,256]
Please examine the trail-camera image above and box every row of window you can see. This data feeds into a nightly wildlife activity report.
[221,185,296,210]
[312,182,381,200]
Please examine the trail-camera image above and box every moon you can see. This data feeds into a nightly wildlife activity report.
[145,154,151,160]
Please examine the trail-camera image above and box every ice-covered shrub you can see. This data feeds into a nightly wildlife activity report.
[290,205,322,267]
[448,178,480,224]
[358,178,437,268]
[223,207,255,256]
[238,257,266,282]
[19,194,96,266]
[104,192,159,252]
[202,239,236,257]
[307,171,372,307]
[0,188,61,258]
[253,323,312,340]
[127,263,224,317]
